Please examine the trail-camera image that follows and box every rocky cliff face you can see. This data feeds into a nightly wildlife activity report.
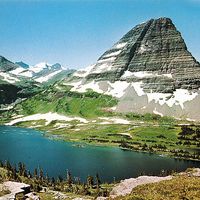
[66,17,200,121]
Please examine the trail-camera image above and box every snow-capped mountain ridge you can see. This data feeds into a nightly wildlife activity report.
[0,56,75,104]
[7,61,69,83]
[0,55,75,87]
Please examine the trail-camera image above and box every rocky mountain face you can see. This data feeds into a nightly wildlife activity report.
[66,17,200,121]
[0,56,18,72]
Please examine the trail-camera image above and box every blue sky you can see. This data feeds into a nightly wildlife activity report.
[0,0,200,69]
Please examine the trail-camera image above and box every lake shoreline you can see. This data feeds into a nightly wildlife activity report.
[3,124,200,163]
[1,125,200,183]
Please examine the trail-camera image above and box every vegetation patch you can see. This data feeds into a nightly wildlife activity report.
[113,174,200,200]
[0,161,112,199]
[1,83,200,161]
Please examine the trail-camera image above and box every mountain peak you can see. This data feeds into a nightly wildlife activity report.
[0,56,18,72]
[74,16,197,82]
[35,62,50,68]
[68,17,200,121]
[154,17,172,21]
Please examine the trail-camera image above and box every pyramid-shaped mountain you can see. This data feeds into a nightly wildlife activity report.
[66,17,200,121]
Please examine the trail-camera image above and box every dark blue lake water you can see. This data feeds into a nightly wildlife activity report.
[0,125,199,182]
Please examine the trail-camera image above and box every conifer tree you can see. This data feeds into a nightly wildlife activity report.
[34,168,38,179]
[95,173,101,188]
[66,170,73,185]
[87,175,94,187]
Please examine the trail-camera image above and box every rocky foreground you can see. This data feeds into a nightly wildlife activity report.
[1,168,200,199]
[109,168,200,198]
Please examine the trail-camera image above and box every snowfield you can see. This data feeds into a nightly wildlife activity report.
[5,61,65,83]
[0,72,20,83]
[35,70,63,83]
[6,112,88,126]
[114,42,127,49]
[98,117,130,125]
[68,77,199,110]
[121,70,173,79]
[29,62,51,73]
[103,50,122,58]
[10,67,26,75]
[147,89,198,109]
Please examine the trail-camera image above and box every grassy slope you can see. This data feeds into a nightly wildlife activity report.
[113,173,200,200]
[15,85,117,118]
[1,83,200,160]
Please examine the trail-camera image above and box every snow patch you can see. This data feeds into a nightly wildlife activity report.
[69,80,130,98]
[10,67,25,75]
[153,108,164,117]
[11,115,24,119]
[19,70,33,77]
[186,118,196,122]
[115,42,127,49]
[70,80,104,94]
[34,70,62,83]
[147,92,169,106]
[0,72,20,83]
[166,89,198,108]
[103,50,122,58]
[0,105,14,111]
[133,71,153,78]
[121,71,135,78]
[118,133,133,138]
[121,71,173,79]
[99,121,111,125]
[29,62,50,73]
[74,128,80,131]
[6,112,88,126]
[99,117,130,125]
[97,56,116,64]
[53,123,70,130]
[147,89,198,109]
[105,81,130,98]
[110,106,117,111]
[162,74,173,78]
[138,44,148,54]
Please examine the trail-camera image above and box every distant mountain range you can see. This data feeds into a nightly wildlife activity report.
[0,56,75,104]
[1,59,74,84]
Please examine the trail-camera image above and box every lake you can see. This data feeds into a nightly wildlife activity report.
[0,125,199,182]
